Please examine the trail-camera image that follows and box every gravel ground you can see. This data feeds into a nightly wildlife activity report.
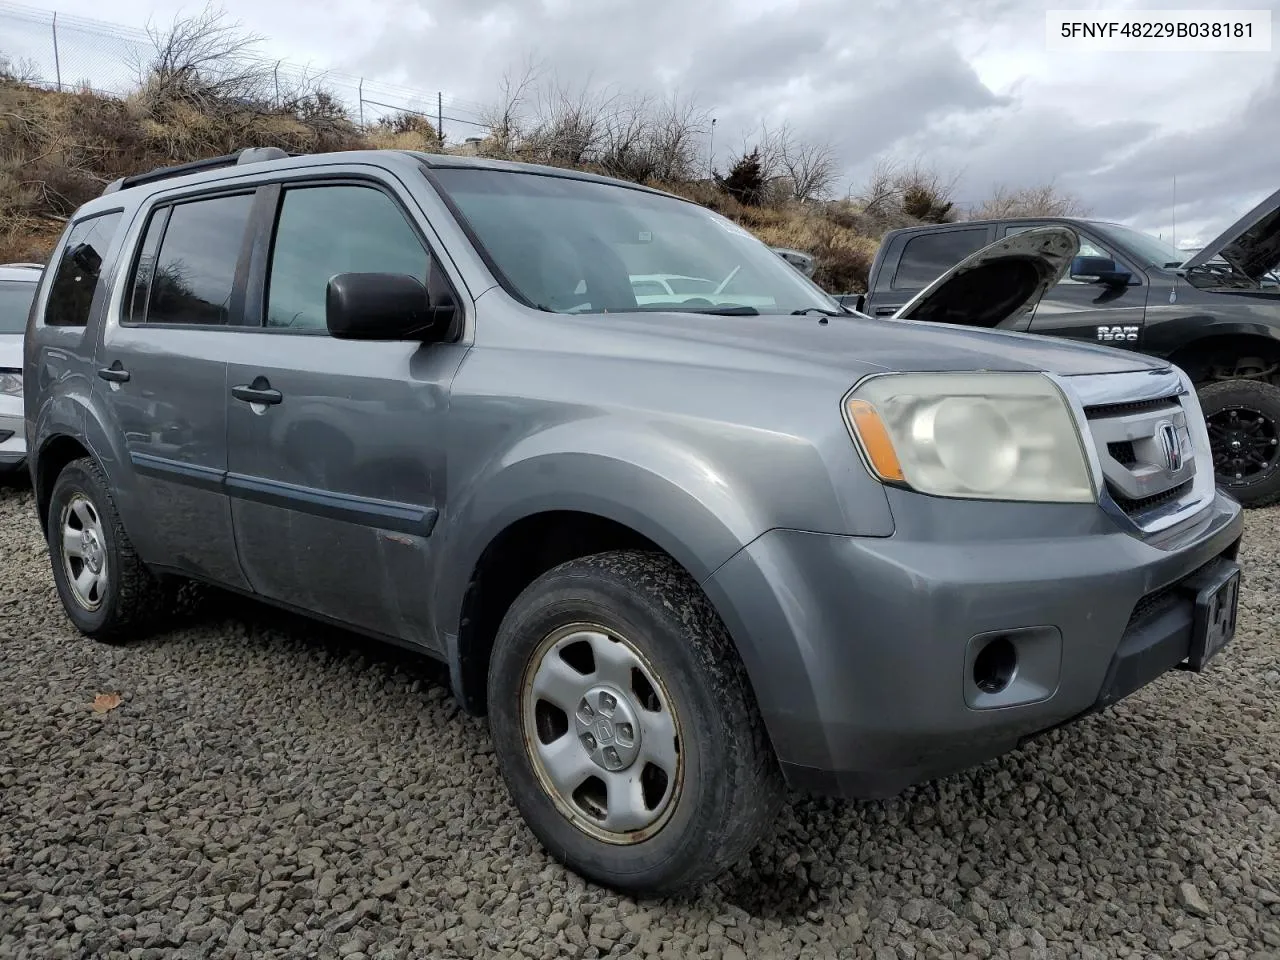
[1,478,1277,960]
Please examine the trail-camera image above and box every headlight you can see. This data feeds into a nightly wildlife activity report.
[844,372,1095,503]
[0,370,20,399]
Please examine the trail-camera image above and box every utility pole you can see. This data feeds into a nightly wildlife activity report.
[438,91,443,145]
[708,117,716,178]
[51,12,62,91]
[1172,174,1177,249]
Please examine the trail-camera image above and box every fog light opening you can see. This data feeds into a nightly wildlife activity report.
[973,636,1017,694]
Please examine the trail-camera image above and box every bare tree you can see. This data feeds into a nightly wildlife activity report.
[780,137,837,202]
[598,90,656,179]
[526,76,616,167]
[479,56,542,157]
[646,92,707,182]
[853,157,961,227]
[853,157,901,216]
[729,121,838,202]
[972,181,1090,219]
[0,53,41,85]
[132,3,273,107]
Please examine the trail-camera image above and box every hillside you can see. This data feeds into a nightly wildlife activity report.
[0,69,903,292]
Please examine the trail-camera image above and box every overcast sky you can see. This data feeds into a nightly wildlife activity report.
[7,0,1278,248]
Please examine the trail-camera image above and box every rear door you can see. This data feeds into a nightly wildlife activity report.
[1003,223,1150,348]
[224,175,469,648]
[92,189,257,589]
[864,225,997,318]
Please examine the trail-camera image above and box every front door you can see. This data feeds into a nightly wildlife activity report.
[225,178,468,648]
[94,191,257,590]
[1008,224,1151,349]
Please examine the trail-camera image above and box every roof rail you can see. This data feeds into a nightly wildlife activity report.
[102,146,291,196]
[1,262,45,269]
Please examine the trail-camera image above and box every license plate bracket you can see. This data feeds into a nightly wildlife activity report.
[1182,560,1241,673]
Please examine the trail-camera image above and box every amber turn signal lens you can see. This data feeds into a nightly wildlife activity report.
[846,399,905,483]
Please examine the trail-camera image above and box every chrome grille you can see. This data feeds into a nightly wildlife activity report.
[1061,368,1214,535]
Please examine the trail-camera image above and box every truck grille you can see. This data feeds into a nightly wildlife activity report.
[1070,369,1212,533]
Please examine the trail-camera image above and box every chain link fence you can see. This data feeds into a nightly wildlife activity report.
[0,0,491,140]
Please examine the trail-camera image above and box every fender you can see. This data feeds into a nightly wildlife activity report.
[435,424,785,638]
[77,390,147,528]
[28,372,93,520]
[1143,300,1280,363]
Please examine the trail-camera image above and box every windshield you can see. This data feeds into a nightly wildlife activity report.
[0,280,37,334]
[430,167,840,316]
[1094,223,1186,268]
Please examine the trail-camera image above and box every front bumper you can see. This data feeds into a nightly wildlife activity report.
[703,490,1244,800]
[0,404,25,471]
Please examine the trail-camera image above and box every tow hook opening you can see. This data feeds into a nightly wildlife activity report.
[973,635,1018,694]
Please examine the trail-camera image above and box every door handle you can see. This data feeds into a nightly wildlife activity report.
[874,307,898,317]
[231,381,283,405]
[97,365,130,383]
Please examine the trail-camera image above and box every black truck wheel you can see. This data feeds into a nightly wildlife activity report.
[1198,379,1280,508]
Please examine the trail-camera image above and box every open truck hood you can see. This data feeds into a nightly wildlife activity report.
[1180,185,1280,283]
[892,225,1079,328]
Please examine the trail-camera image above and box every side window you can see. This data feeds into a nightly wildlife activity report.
[127,207,170,324]
[893,229,989,290]
[45,211,123,327]
[266,184,429,331]
[144,193,255,326]
[1004,225,1115,285]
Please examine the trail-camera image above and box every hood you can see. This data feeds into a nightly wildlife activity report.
[1180,185,1280,283]
[893,225,1079,328]
[566,306,1165,382]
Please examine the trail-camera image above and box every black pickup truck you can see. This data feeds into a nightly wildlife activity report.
[844,191,1280,507]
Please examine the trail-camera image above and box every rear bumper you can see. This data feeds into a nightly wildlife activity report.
[703,491,1245,800]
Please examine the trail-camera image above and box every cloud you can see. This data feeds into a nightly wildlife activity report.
[30,0,1280,244]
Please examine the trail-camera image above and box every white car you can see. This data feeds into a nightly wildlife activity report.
[628,273,779,310]
[0,263,41,473]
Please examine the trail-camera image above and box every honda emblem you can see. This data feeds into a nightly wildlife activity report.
[1156,421,1182,473]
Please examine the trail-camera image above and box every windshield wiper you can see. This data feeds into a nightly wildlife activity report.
[691,305,759,315]
[790,307,846,317]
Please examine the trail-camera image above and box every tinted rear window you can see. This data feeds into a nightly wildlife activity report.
[893,228,990,290]
[45,211,123,327]
[0,280,37,334]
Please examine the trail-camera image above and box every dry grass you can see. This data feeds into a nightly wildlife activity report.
[1,79,879,292]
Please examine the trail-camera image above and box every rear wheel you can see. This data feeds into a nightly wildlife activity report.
[46,457,168,642]
[1198,378,1280,508]
[486,549,784,896]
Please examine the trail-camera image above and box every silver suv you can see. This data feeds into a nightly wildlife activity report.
[23,147,1245,895]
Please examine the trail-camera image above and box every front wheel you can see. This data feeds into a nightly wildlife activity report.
[487,549,784,896]
[1198,378,1280,508]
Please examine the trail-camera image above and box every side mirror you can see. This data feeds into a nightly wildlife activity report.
[326,272,453,341]
[1069,255,1132,287]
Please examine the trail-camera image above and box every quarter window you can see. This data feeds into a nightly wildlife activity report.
[266,185,429,331]
[45,211,123,327]
[143,194,255,326]
[893,229,990,290]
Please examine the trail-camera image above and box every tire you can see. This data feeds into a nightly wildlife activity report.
[487,549,784,896]
[46,456,167,643]
[1197,378,1280,508]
